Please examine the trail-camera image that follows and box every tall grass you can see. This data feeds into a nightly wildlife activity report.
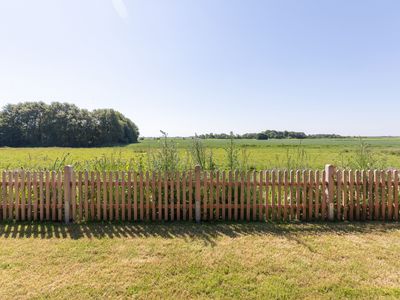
[264,142,311,170]
[224,132,240,171]
[1,136,396,172]
[147,131,182,173]
[190,134,217,170]
[339,138,388,170]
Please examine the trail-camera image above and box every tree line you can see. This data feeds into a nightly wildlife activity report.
[196,130,342,140]
[0,102,139,147]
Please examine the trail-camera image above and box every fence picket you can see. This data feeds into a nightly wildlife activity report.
[182,171,187,221]
[394,170,399,221]
[215,171,220,220]
[139,172,144,221]
[362,170,367,221]
[343,170,348,221]
[2,172,6,220]
[265,170,270,221]
[368,170,373,221]
[108,172,113,221]
[85,171,89,221]
[57,171,62,221]
[114,172,119,221]
[188,171,193,221]
[271,170,276,221]
[145,171,150,221]
[202,171,207,221]
[102,172,107,221]
[289,170,294,220]
[8,172,14,221]
[234,171,239,221]
[134,172,138,221]
[302,171,307,221]
[222,171,227,220]
[71,171,76,221]
[152,171,156,221]
[355,170,361,221]
[258,171,264,221]
[321,170,326,220]
[277,170,282,221]
[373,170,379,220]
[158,172,162,221]
[349,171,354,221]
[308,170,313,221]
[296,171,301,221]
[388,171,393,221]
[209,171,214,220]
[170,172,175,221]
[80,172,85,221]
[45,171,50,220]
[164,173,168,221]
[252,171,257,221]
[336,170,342,221]
[284,170,288,221]
[50,172,56,221]
[315,170,320,221]
[15,171,20,221]
[38,172,44,221]
[27,172,32,221]
[21,171,26,221]
[228,171,233,220]
[381,170,386,221]
[127,172,132,221]
[121,172,126,221]
[96,172,101,221]
[91,172,95,221]
[175,171,180,221]
[33,172,38,221]
[245,171,250,221]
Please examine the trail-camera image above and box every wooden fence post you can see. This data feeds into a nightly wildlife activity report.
[325,164,335,221]
[195,165,201,223]
[64,165,73,224]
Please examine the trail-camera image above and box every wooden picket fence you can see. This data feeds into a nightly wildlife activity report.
[0,165,399,223]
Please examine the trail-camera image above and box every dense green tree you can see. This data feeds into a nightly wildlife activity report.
[0,102,139,147]
[256,132,269,140]
[195,130,340,140]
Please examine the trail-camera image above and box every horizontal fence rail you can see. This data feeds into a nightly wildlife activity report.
[0,165,399,223]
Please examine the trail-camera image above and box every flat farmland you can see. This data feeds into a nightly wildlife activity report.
[1,138,400,171]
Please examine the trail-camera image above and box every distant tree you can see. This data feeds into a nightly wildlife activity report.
[191,130,342,141]
[0,102,139,147]
[256,132,269,140]
[308,134,343,139]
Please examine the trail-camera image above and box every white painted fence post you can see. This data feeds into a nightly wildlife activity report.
[325,164,335,221]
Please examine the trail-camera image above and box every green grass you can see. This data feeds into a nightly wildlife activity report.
[0,222,400,299]
[1,137,400,170]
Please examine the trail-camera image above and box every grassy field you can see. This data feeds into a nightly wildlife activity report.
[1,137,400,170]
[0,222,399,299]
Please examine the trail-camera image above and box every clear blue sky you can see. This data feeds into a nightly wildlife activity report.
[0,0,399,137]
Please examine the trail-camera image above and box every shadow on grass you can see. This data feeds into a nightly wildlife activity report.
[0,221,399,246]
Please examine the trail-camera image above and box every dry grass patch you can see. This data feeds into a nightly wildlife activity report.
[0,222,400,299]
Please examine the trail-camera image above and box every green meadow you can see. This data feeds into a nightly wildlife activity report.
[1,137,400,171]
[1,223,400,299]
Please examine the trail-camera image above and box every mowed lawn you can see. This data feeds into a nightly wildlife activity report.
[1,223,400,299]
[1,137,400,170]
